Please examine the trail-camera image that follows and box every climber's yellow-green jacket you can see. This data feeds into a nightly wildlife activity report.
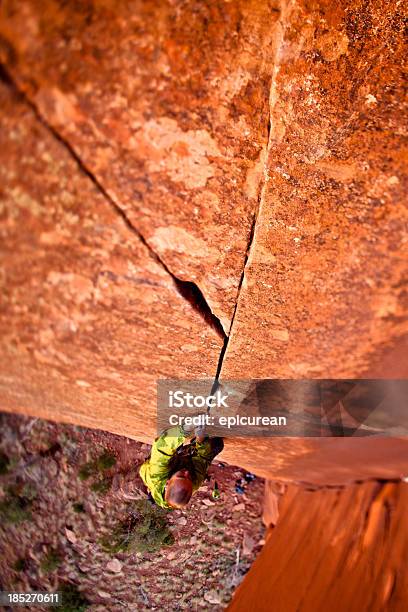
[139,426,215,509]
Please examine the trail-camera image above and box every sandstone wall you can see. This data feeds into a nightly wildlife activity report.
[0,0,406,483]
[0,80,222,441]
[0,0,280,333]
[228,481,408,611]
[221,0,407,380]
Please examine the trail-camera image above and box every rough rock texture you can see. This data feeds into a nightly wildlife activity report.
[220,437,408,485]
[218,0,408,484]
[0,0,281,331]
[228,481,408,611]
[222,0,407,378]
[0,0,407,487]
[262,480,285,526]
[0,413,266,611]
[0,81,222,440]
[0,5,407,607]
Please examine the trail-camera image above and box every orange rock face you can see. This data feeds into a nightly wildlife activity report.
[221,436,408,485]
[0,0,406,488]
[221,0,407,379]
[228,481,408,611]
[0,0,281,332]
[0,81,222,440]
[218,0,408,485]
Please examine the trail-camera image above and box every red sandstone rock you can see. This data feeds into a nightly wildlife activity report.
[222,0,407,378]
[0,0,406,489]
[262,480,286,526]
[218,0,408,486]
[228,481,408,611]
[221,436,408,485]
[0,0,281,331]
[0,81,222,440]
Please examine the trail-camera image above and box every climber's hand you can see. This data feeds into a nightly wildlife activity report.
[181,422,196,437]
[181,415,204,437]
[195,426,207,443]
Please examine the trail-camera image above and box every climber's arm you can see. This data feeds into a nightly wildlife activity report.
[195,437,214,461]
[190,437,218,488]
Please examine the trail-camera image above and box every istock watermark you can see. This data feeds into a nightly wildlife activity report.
[157,379,408,437]
[168,389,229,409]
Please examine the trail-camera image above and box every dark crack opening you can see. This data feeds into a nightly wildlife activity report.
[210,212,257,394]
[0,63,17,88]
[174,279,225,339]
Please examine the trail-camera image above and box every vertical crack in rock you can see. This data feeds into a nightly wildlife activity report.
[0,63,226,341]
[211,127,271,388]
[211,212,257,389]
[0,63,12,86]
[211,2,286,387]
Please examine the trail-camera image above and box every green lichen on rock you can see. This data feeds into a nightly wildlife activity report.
[0,485,35,524]
[41,548,62,573]
[100,499,174,555]
[52,583,89,612]
[0,451,10,475]
[78,450,116,481]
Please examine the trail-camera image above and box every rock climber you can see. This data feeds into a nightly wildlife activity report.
[139,425,224,509]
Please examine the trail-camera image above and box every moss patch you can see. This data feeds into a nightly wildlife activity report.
[90,477,112,495]
[0,452,10,475]
[14,558,28,572]
[78,464,93,481]
[0,485,34,524]
[96,451,116,471]
[41,548,62,573]
[52,583,89,612]
[100,499,174,555]
[72,502,85,514]
[78,450,116,485]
